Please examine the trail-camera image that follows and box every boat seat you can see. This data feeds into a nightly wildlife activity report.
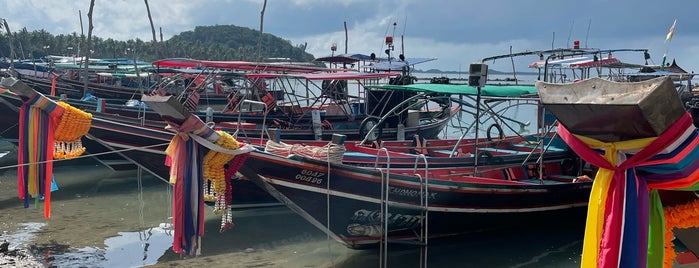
[502,166,527,181]
[432,148,470,157]
[479,147,530,155]
[217,121,257,130]
[411,134,430,155]
[511,142,567,152]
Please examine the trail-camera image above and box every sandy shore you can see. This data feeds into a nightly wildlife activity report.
[0,142,43,267]
[0,141,362,267]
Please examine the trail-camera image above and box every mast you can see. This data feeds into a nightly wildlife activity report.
[144,0,159,59]
[82,0,96,98]
[257,0,267,61]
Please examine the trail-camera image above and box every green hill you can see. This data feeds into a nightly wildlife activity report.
[0,25,315,62]
[164,25,315,61]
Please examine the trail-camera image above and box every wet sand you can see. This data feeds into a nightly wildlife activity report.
[4,138,687,267]
[0,150,587,268]
[0,142,364,267]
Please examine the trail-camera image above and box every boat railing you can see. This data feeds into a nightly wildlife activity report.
[233,99,267,146]
[448,96,537,159]
[377,148,429,267]
[359,92,447,144]
[413,153,429,266]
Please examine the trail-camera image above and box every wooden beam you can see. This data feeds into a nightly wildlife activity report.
[1,77,41,99]
[141,94,191,122]
[140,94,220,142]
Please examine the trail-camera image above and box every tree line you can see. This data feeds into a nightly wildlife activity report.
[0,25,315,63]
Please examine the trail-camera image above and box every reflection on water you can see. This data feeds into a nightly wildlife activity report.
[0,145,588,268]
[1,222,44,249]
[47,224,173,267]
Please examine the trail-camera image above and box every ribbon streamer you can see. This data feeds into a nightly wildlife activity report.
[558,113,699,267]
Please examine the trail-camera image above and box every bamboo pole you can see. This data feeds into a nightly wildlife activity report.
[257,0,268,61]
[82,0,96,98]
[144,0,159,59]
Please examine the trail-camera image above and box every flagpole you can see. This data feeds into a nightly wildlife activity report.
[662,19,677,70]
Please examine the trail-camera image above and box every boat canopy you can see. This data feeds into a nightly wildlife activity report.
[152,58,333,73]
[244,71,399,80]
[95,72,149,78]
[369,57,437,71]
[289,72,400,80]
[365,83,537,97]
[51,63,151,71]
[313,54,373,63]
[529,55,620,69]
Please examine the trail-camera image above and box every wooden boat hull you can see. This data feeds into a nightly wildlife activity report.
[238,150,593,248]
[9,81,456,142]
[0,91,278,207]
[20,74,230,105]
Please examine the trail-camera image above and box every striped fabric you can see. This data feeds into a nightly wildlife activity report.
[164,114,206,256]
[557,113,699,268]
[18,92,64,218]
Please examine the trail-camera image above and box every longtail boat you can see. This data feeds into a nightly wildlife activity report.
[140,81,594,252]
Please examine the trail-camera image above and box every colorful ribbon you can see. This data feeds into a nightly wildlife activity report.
[164,114,207,256]
[163,114,252,256]
[558,113,699,268]
[18,92,64,218]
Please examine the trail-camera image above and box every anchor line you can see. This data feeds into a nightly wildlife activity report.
[0,141,170,170]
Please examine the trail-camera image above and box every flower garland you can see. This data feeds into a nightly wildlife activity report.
[201,130,245,233]
[219,153,249,233]
[53,101,92,159]
[202,131,241,210]
[663,198,699,268]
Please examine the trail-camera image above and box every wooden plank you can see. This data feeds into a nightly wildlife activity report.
[1,76,42,99]
[140,94,191,122]
[140,94,220,142]
[537,76,684,142]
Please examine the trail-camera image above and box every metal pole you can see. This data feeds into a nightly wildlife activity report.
[473,86,481,175]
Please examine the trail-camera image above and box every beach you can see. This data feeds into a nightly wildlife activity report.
[0,137,594,268]
[0,138,369,268]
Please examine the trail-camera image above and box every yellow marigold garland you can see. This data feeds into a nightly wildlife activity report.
[53,101,92,159]
[202,131,241,203]
[663,198,699,268]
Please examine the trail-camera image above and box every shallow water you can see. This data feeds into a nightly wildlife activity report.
[0,151,595,268]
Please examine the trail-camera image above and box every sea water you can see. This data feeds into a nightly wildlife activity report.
[0,142,590,268]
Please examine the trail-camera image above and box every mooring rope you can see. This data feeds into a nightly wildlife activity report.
[0,141,171,170]
[263,139,345,163]
[0,122,18,136]
[325,141,335,266]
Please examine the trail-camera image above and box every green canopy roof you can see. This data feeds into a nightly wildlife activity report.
[364,83,537,97]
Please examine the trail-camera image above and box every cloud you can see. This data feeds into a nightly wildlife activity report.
[2,0,699,72]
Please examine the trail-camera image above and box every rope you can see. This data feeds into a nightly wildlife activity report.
[263,139,345,163]
[325,143,332,265]
[188,133,255,155]
[137,166,145,218]
[0,122,19,136]
[0,141,171,170]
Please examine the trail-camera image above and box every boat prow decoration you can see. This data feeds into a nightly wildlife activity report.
[537,76,699,267]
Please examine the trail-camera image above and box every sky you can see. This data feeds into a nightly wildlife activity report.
[3,0,699,73]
